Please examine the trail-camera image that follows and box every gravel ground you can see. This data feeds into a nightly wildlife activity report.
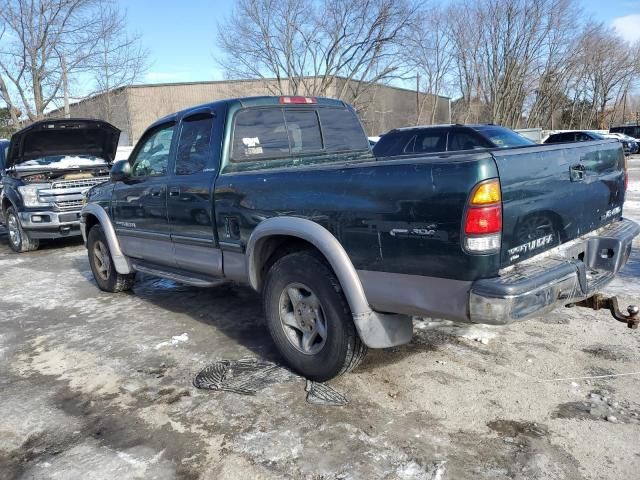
[1,158,639,480]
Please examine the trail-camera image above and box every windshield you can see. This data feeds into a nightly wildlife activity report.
[473,126,536,148]
[16,155,107,170]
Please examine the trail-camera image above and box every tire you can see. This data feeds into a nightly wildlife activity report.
[263,250,367,381]
[87,224,135,292]
[6,206,39,252]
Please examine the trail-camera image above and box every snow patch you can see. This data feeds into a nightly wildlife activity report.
[154,333,189,349]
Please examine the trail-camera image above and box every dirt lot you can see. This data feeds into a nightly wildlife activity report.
[1,159,640,480]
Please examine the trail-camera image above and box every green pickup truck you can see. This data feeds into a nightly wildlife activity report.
[81,96,639,380]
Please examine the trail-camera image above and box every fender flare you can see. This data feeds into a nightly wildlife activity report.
[245,217,413,348]
[81,203,133,274]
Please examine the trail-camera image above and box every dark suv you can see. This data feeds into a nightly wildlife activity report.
[372,124,535,157]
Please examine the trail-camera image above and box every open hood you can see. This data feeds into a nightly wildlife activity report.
[6,119,120,168]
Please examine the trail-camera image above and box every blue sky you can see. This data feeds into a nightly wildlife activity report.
[119,0,640,85]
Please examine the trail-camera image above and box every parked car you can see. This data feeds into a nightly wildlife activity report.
[606,132,639,154]
[0,139,8,168]
[81,96,638,380]
[372,124,535,157]
[543,130,635,155]
[0,139,9,202]
[610,124,640,139]
[0,119,118,252]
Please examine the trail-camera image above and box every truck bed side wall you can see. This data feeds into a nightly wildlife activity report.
[214,153,500,282]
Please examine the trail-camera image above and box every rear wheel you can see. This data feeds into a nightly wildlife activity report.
[87,224,135,292]
[263,251,367,381]
[6,207,39,252]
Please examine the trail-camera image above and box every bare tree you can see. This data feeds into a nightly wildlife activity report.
[217,0,416,109]
[402,4,454,124]
[0,0,146,124]
[78,3,148,124]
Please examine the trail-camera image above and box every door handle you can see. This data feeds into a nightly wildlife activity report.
[150,187,163,197]
[570,163,586,182]
[169,187,180,197]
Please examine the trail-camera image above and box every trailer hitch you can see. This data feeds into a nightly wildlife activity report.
[573,294,639,329]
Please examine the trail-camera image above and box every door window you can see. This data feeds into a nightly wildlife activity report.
[131,124,175,177]
[176,114,214,175]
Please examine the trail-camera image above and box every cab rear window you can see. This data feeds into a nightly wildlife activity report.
[231,106,368,161]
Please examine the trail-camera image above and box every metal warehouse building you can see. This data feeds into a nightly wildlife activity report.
[48,77,450,146]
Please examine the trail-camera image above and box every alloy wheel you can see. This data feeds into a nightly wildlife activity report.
[278,282,328,355]
[92,240,111,281]
[7,213,21,249]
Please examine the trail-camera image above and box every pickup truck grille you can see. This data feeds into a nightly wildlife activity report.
[55,199,85,211]
[50,177,110,189]
[38,176,109,211]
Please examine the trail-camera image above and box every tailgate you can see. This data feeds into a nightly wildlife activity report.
[492,140,626,267]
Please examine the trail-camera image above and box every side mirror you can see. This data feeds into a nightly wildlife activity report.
[110,159,131,182]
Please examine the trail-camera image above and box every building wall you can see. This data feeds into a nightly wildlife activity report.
[336,79,450,135]
[52,79,450,145]
[48,89,132,145]
[125,79,289,143]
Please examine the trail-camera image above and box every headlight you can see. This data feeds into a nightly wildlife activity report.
[17,184,52,208]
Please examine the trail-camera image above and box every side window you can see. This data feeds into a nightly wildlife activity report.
[448,131,487,151]
[318,107,369,152]
[131,124,175,177]
[284,110,322,153]
[576,132,591,142]
[414,131,447,153]
[232,108,289,160]
[176,114,214,175]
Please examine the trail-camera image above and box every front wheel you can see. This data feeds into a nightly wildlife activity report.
[263,251,367,381]
[87,224,135,292]
[6,207,39,252]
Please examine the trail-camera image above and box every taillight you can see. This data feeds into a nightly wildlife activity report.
[279,96,317,104]
[464,179,502,253]
[624,155,628,191]
[465,205,502,234]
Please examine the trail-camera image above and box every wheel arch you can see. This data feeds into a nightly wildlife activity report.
[246,217,413,348]
[246,217,370,317]
[81,203,133,274]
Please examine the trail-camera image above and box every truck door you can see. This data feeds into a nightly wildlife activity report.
[111,122,176,264]
[167,110,222,276]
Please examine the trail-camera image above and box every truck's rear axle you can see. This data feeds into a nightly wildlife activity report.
[573,294,639,329]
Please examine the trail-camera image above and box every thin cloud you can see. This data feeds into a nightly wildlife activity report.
[612,14,640,43]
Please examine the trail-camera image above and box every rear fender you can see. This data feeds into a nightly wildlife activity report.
[246,216,413,348]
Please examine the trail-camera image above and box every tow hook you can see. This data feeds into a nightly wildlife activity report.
[572,294,640,329]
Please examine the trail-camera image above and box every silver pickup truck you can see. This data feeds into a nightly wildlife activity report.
[0,120,118,251]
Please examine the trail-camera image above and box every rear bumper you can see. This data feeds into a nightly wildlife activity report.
[469,218,640,325]
[19,210,82,239]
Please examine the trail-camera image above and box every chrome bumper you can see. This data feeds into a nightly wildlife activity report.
[469,218,640,325]
[18,210,82,238]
